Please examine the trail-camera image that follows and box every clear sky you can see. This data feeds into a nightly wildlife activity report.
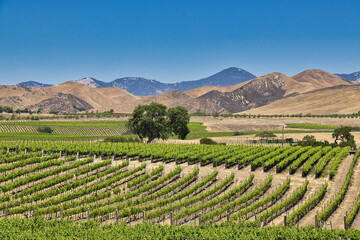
[0,0,359,85]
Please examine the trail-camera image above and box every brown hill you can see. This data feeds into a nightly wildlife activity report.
[0,82,140,113]
[195,70,354,113]
[291,69,353,92]
[0,85,49,109]
[197,72,308,113]
[43,81,141,112]
[29,93,93,114]
[143,90,228,114]
[242,85,360,115]
[0,69,356,114]
[184,82,247,98]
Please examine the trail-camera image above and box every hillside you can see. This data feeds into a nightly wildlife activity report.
[292,69,353,91]
[29,93,93,113]
[185,82,247,98]
[197,72,307,113]
[242,85,360,115]
[144,90,228,114]
[171,67,256,92]
[197,70,353,113]
[74,67,256,96]
[46,81,141,112]
[3,69,358,115]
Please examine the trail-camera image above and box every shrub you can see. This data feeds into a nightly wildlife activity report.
[104,136,140,143]
[37,126,53,134]
[200,138,217,145]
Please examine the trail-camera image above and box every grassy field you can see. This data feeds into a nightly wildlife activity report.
[0,120,335,141]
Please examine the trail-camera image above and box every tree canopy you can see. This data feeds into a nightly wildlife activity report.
[255,131,277,140]
[332,126,356,148]
[126,102,190,143]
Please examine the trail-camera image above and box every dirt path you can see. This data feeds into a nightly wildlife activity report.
[327,156,360,229]
[297,155,354,227]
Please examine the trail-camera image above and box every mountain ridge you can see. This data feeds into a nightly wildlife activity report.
[75,67,256,95]
[7,68,357,115]
[335,71,360,84]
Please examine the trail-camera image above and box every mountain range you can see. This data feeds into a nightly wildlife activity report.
[19,67,256,96]
[17,81,53,88]
[335,71,360,84]
[2,68,357,115]
[16,68,359,97]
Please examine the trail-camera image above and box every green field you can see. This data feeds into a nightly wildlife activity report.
[0,140,357,238]
[0,121,334,141]
[0,219,358,240]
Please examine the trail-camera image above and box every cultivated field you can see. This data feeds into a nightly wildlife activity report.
[0,141,359,231]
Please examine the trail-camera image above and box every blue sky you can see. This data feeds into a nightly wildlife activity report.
[0,0,359,85]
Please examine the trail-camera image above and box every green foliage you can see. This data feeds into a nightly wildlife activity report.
[231,178,291,221]
[0,105,13,113]
[332,126,356,148]
[275,146,312,173]
[302,147,332,177]
[37,126,53,133]
[289,146,322,174]
[346,151,360,227]
[329,147,351,179]
[317,148,359,223]
[297,135,332,147]
[199,137,218,145]
[146,172,234,220]
[174,174,254,221]
[127,102,190,143]
[202,175,272,222]
[103,136,140,142]
[287,182,328,226]
[314,147,341,177]
[256,180,308,224]
[255,131,277,140]
[262,146,303,172]
[167,106,190,140]
[0,219,359,239]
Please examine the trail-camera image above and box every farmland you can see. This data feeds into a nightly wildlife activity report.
[0,119,342,141]
[0,140,358,233]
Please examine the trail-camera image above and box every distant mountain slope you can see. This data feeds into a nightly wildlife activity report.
[197,70,352,113]
[198,72,306,113]
[242,85,360,115]
[171,67,256,92]
[184,82,248,98]
[46,81,141,111]
[76,77,108,88]
[143,90,228,114]
[110,77,173,96]
[335,71,360,84]
[75,67,256,96]
[4,68,357,115]
[29,93,93,114]
[17,81,53,88]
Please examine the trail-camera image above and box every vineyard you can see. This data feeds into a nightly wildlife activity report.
[0,121,332,141]
[0,121,128,137]
[0,141,358,234]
